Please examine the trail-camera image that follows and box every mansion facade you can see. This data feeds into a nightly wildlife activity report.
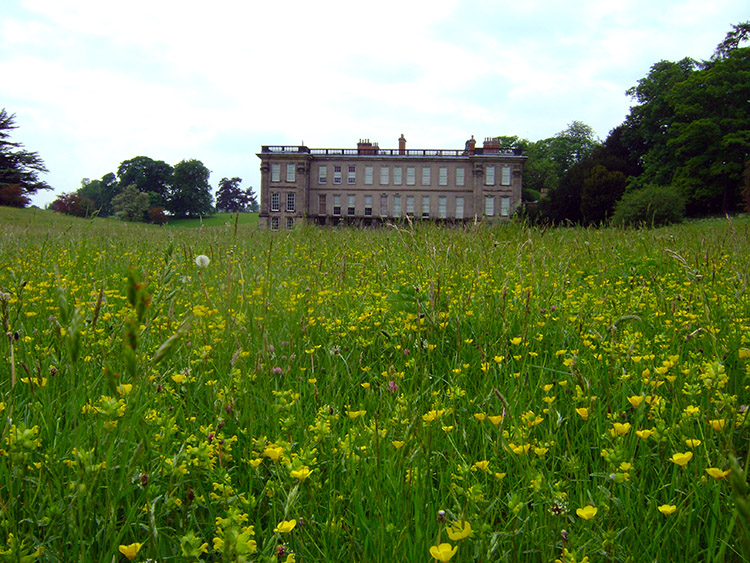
[257,135,526,229]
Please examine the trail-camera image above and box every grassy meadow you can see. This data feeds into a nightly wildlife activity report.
[1,207,749,562]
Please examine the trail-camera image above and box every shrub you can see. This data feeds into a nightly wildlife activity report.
[612,185,686,227]
[49,192,95,217]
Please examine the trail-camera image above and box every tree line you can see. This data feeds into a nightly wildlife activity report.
[51,157,258,222]
[520,22,750,226]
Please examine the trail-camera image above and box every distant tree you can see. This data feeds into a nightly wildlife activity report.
[713,21,750,60]
[246,187,259,212]
[117,156,173,207]
[743,160,750,212]
[148,207,168,225]
[168,159,213,217]
[50,192,95,217]
[112,184,150,222]
[216,177,250,212]
[0,108,51,207]
[612,185,685,227]
[77,172,120,217]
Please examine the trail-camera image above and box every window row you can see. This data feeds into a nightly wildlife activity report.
[317,194,511,219]
[316,165,511,187]
[270,163,297,183]
[269,192,296,213]
[270,216,295,230]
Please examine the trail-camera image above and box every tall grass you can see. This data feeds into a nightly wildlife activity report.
[0,208,749,562]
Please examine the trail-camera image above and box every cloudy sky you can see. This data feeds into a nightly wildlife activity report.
[2,0,747,207]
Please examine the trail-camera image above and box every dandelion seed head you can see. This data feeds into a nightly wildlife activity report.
[195,254,210,268]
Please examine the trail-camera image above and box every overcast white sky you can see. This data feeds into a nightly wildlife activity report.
[1,0,747,207]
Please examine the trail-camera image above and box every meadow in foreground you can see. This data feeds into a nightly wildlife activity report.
[0,208,749,562]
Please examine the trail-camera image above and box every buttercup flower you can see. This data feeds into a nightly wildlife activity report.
[669,452,693,467]
[446,520,472,540]
[705,467,731,480]
[576,505,597,520]
[658,504,677,515]
[575,407,589,420]
[274,520,297,533]
[430,542,458,562]
[118,542,142,561]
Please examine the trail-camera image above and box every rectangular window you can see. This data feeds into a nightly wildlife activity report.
[500,196,510,217]
[318,194,326,215]
[380,166,389,185]
[334,165,342,184]
[333,194,341,216]
[406,167,416,186]
[485,165,495,185]
[485,195,495,216]
[421,167,431,186]
[271,216,279,230]
[456,168,465,186]
[286,163,296,183]
[439,167,448,186]
[380,194,388,217]
[393,166,403,185]
[271,163,280,182]
[393,194,401,217]
[438,196,447,219]
[455,196,464,219]
[422,195,430,218]
[364,166,373,185]
[271,192,280,212]
[286,192,296,213]
[318,165,328,184]
[347,194,355,216]
[501,166,512,186]
[364,195,373,216]
[348,165,356,185]
[406,195,415,215]
[286,217,294,229]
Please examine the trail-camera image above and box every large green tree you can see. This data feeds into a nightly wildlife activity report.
[117,156,173,208]
[112,184,150,222]
[216,177,251,212]
[78,172,119,216]
[0,108,51,207]
[168,159,213,217]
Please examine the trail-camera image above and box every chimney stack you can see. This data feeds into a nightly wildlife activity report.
[483,137,500,154]
[466,135,476,155]
[398,134,406,155]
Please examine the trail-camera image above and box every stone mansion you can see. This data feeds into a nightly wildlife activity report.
[257,135,526,229]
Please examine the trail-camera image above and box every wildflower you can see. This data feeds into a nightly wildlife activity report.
[685,439,701,448]
[423,410,444,423]
[684,405,700,416]
[346,410,366,419]
[487,415,503,426]
[360,382,370,389]
[709,419,726,432]
[627,395,644,408]
[118,542,142,561]
[290,466,312,481]
[446,520,472,540]
[510,337,522,346]
[195,255,210,268]
[669,452,693,467]
[472,460,490,472]
[274,520,297,533]
[657,504,677,515]
[636,429,654,440]
[117,383,133,396]
[705,467,731,480]
[611,422,631,437]
[576,505,597,520]
[441,425,454,433]
[474,413,486,422]
[171,373,187,384]
[263,446,284,462]
[575,407,589,420]
[429,542,458,562]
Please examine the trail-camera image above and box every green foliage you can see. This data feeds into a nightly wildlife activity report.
[112,184,150,222]
[1,208,750,562]
[168,159,213,217]
[117,156,173,208]
[0,109,50,206]
[611,185,686,227]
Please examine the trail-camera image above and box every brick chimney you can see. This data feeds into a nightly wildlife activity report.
[398,134,406,155]
[465,135,476,156]
[483,137,500,154]
[357,139,377,155]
